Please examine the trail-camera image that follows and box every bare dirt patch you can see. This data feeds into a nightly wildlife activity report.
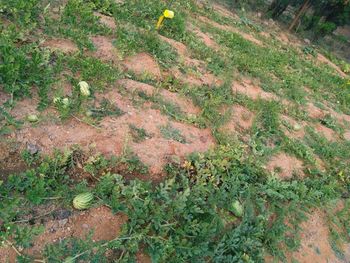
[278,32,290,44]
[13,88,214,177]
[317,53,347,78]
[273,31,303,48]
[160,89,201,115]
[170,67,222,87]
[118,78,155,96]
[160,37,223,87]
[221,104,255,133]
[191,27,220,51]
[266,152,304,179]
[91,35,120,64]
[281,115,306,139]
[259,31,271,38]
[136,252,152,263]
[159,36,187,56]
[288,209,345,263]
[344,131,350,141]
[232,78,277,100]
[0,140,27,178]
[305,102,326,119]
[0,90,10,104]
[118,79,200,115]
[6,98,39,120]
[211,3,239,20]
[94,12,117,29]
[324,106,350,126]
[314,123,337,141]
[197,15,263,46]
[123,53,162,80]
[42,38,79,54]
[0,206,126,262]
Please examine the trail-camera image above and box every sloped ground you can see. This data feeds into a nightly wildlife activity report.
[1,0,350,262]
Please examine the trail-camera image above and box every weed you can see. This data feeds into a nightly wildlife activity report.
[320,114,342,133]
[64,55,121,91]
[129,124,151,143]
[282,137,316,165]
[87,98,124,120]
[0,28,55,107]
[302,46,317,56]
[160,123,187,143]
[44,0,111,50]
[0,107,23,135]
[21,149,40,166]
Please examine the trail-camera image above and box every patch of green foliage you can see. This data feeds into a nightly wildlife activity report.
[45,0,111,50]
[1,144,347,262]
[1,0,350,262]
[64,55,121,90]
[0,107,23,135]
[0,28,56,108]
[114,25,177,68]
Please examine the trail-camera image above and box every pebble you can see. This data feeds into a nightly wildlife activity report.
[27,143,40,155]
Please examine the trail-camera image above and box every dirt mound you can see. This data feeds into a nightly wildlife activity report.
[123,53,162,80]
[314,123,337,141]
[160,36,187,56]
[118,78,155,96]
[197,15,263,46]
[212,3,239,20]
[0,90,10,104]
[191,27,220,50]
[324,106,350,125]
[0,141,27,177]
[344,131,350,141]
[13,88,214,176]
[305,102,326,119]
[0,206,126,262]
[42,38,79,53]
[91,35,119,63]
[136,252,152,263]
[94,12,117,29]
[277,32,302,47]
[289,209,345,263]
[118,79,200,115]
[6,98,39,120]
[317,53,347,78]
[170,67,222,87]
[266,152,304,179]
[221,104,255,133]
[232,78,277,100]
[159,36,222,87]
[281,115,306,139]
[160,89,201,115]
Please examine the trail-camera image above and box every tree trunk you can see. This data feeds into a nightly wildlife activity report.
[289,0,311,31]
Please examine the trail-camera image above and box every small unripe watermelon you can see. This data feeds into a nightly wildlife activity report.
[230,200,243,217]
[73,192,93,210]
[79,81,90,97]
[27,114,39,122]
